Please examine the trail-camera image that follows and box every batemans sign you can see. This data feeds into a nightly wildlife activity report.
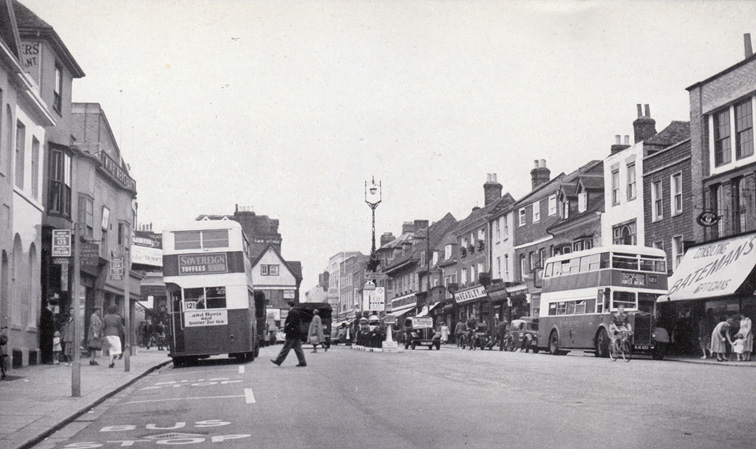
[666,234,756,301]
[178,253,228,275]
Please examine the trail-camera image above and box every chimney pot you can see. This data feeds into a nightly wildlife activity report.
[624,135,630,145]
[615,135,621,144]
[637,104,642,117]
[746,33,753,59]
[533,160,539,168]
[644,104,650,117]
[540,159,546,168]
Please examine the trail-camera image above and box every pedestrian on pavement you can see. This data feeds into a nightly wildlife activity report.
[308,309,326,353]
[155,321,166,350]
[87,307,103,365]
[440,323,449,344]
[52,330,62,365]
[61,307,75,365]
[698,308,716,359]
[496,319,509,351]
[710,318,732,362]
[137,321,147,348]
[454,321,466,347]
[40,303,56,364]
[145,321,155,349]
[735,311,753,362]
[102,305,125,368]
[271,301,307,367]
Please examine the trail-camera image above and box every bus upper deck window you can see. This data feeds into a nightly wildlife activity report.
[175,231,202,250]
[202,230,229,248]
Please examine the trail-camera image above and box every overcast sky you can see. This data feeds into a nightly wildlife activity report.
[21,0,756,292]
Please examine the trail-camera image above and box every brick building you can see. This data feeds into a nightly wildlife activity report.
[663,35,756,338]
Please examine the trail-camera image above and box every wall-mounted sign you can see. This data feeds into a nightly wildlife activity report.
[110,257,124,281]
[52,229,71,257]
[178,253,228,275]
[185,309,228,327]
[697,211,720,227]
[283,290,295,299]
[80,243,100,268]
[453,286,487,304]
[101,206,110,230]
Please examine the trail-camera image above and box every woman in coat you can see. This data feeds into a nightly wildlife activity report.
[102,305,125,368]
[308,309,326,353]
[710,318,732,362]
[87,307,103,365]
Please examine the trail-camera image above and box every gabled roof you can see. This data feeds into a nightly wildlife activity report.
[0,0,21,59]
[381,212,457,273]
[13,0,85,78]
[645,121,690,147]
[251,243,302,282]
[513,173,565,207]
[457,193,515,233]
[557,160,603,198]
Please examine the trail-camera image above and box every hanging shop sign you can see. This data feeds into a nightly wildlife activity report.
[697,211,720,227]
[52,229,71,257]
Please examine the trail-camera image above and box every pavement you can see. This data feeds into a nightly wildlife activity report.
[1,345,755,449]
[0,347,172,449]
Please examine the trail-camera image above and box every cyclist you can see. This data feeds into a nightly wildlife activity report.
[609,305,632,350]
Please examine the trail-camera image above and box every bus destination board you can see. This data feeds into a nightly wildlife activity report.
[620,272,646,286]
[178,253,228,275]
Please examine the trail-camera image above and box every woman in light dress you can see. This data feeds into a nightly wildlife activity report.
[735,312,753,362]
[710,318,732,362]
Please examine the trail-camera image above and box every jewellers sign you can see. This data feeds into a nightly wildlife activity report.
[178,253,228,275]
[454,286,487,304]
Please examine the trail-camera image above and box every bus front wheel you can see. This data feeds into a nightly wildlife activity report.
[595,328,610,358]
[549,331,560,355]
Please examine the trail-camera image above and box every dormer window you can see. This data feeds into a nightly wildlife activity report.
[578,184,587,213]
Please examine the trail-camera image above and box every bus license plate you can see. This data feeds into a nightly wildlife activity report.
[636,345,649,350]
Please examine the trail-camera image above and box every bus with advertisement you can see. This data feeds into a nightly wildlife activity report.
[162,221,259,366]
[536,245,668,359]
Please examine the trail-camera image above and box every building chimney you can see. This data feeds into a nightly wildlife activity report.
[380,232,395,247]
[414,220,429,232]
[531,159,551,190]
[611,134,631,155]
[483,173,503,205]
[746,33,753,59]
[633,103,657,143]
[401,222,416,235]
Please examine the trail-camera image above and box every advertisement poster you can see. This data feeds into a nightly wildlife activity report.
[184,310,228,327]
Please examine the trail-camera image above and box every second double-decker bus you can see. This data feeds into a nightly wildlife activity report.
[163,221,259,366]
[536,245,668,359]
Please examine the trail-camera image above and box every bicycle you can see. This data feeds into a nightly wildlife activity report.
[609,330,633,362]
[1,326,8,380]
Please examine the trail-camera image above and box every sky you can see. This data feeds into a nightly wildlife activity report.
[20,0,756,292]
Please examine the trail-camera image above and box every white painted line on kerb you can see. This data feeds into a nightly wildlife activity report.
[239,366,245,374]
[122,395,245,405]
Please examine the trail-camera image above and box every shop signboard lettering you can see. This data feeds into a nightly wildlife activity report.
[80,243,100,268]
[178,253,228,275]
[454,286,486,304]
[667,234,756,300]
[52,229,71,257]
[185,310,228,327]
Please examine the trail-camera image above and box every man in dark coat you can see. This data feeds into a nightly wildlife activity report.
[271,301,307,367]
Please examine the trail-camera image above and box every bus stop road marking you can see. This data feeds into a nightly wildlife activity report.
[244,388,256,404]
[122,395,247,405]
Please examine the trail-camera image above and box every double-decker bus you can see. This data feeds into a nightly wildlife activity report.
[536,245,667,359]
[163,221,259,366]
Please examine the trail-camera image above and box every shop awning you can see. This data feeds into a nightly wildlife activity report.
[416,302,442,317]
[387,305,415,318]
[661,233,756,302]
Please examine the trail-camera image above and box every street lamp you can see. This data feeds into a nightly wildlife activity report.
[365,177,382,271]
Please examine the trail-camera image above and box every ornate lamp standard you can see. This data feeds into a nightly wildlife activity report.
[365,177,382,271]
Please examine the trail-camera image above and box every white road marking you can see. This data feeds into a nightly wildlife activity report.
[122,395,246,405]
[244,388,256,404]
[239,366,245,374]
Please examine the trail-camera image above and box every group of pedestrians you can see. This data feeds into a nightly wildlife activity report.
[136,320,166,350]
[86,305,125,368]
[271,303,329,367]
[701,310,753,362]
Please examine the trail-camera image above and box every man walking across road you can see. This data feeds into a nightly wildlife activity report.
[271,301,307,367]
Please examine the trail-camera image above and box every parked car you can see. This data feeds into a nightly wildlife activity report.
[404,317,441,350]
[504,317,539,353]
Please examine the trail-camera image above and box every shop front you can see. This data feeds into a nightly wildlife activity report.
[453,285,487,325]
[660,232,756,354]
